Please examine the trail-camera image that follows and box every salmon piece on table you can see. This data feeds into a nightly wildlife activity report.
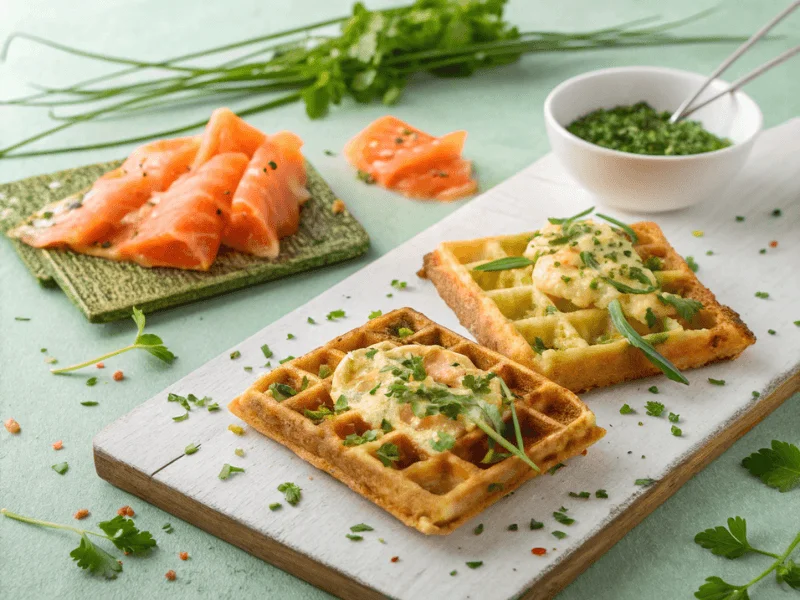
[107,153,249,271]
[8,136,200,249]
[222,131,310,258]
[192,108,266,169]
[343,115,477,201]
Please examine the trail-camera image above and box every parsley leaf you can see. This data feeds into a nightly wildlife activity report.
[431,431,455,452]
[350,523,374,532]
[776,560,800,589]
[391,279,407,290]
[532,337,547,355]
[334,395,350,413]
[52,462,69,475]
[694,576,745,600]
[596,489,608,498]
[620,403,635,415]
[368,310,382,319]
[658,294,703,321]
[473,523,484,535]
[346,533,363,541]
[343,430,378,446]
[645,401,665,417]
[530,519,544,530]
[70,534,122,579]
[376,443,400,467]
[278,482,302,505]
[98,515,156,554]
[552,531,567,539]
[694,517,753,559]
[466,561,483,569]
[269,382,297,401]
[553,511,575,525]
[326,309,346,320]
[741,440,800,492]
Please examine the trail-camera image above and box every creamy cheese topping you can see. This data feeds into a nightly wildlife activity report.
[330,343,504,452]
[523,220,666,323]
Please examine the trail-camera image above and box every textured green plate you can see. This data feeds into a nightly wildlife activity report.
[0,160,369,322]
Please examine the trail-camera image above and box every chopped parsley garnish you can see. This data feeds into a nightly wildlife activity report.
[466,561,483,569]
[376,443,400,467]
[269,382,297,401]
[771,208,782,217]
[755,291,769,299]
[568,491,590,499]
[488,483,504,492]
[553,511,575,525]
[391,279,407,290]
[278,482,302,505]
[530,519,544,530]
[735,215,745,222]
[473,523,484,535]
[230,350,241,360]
[286,333,295,340]
[596,489,608,498]
[397,327,414,338]
[658,294,703,321]
[52,462,69,475]
[365,348,378,359]
[380,419,393,433]
[635,478,656,487]
[172,412,189,422]
[326,309,346,320]
[619,404,634,415]
[708,378,726,386]
[184,443,199,455]
[368,310,382,319]
[768,329,776,335]
[269,503,282,511]
[346,534,363,541]
[552,531,567,539]
[304,406,333,422]
[648,386,659,394]
[307,317,316,324]
[645,401,665,416]
[86,377,98,387]
[162,523,174,533]
[218,464,245,480]
[671,425,682,437]
[508,523,519,531]
[350,523,374,532]
[741,440,800,492]
[80,401,98,406]
[685,256,699,272]
[644,256,663,271]
[343,430,378,446]
[548,463,565,475]
[318,364,332,378]
[431,431,456,452]
[462,373,496,394]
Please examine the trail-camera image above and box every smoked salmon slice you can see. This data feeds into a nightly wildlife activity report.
[344,116,477,201]
[108,153,249,270]
[192,108,266,169]
[8,136,200,249]
[222,132,310,258]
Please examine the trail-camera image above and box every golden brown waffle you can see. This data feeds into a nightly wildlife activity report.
[422,222,755,393]
[229,308,605,535]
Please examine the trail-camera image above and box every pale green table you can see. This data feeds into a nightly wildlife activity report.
[0,1,798,598]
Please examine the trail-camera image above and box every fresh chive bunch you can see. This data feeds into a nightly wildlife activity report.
[0,1,751,158]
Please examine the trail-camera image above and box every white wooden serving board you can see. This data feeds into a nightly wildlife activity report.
[94,119,800,600]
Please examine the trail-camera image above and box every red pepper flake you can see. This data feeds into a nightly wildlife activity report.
[390,556,399,563]
[179,551,189,561]
[531,547,547,556]
[769,240,778,248]
[117,505,135,517]
[96,362,105,369]
[74,509,90,520]
[52,440,64,450]
[165,570,176,581]
[113,370,124,381]
[4,418,20,434]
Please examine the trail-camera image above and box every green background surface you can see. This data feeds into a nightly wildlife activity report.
[0,1,798,598]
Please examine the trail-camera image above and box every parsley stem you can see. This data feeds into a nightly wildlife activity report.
[50,344,137,373]
[473,420,540,472]
[750,548,782,560]
[1,508,86,536]
[741,531,800,591]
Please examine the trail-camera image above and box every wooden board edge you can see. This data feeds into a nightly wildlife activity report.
[525,370,800,600]
[93,447,385,600]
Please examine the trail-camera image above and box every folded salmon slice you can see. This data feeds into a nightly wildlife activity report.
[8,136,200,248]
[192,108,266,170]
[222,132,310,258]
[343,115,477,201]
[103,153,249,271]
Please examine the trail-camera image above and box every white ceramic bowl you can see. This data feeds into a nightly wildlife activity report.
[543,66,763,212]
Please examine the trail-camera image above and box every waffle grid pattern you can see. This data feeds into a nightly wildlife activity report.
[423,222,756,392]
[229,308,604,534]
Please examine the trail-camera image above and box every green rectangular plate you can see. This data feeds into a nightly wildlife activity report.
[0,160,369,322]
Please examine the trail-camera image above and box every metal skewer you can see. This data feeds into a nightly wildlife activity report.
[669,0,800,123]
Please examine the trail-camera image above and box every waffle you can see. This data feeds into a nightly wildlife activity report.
[422,221,755,393]
[229,308,605,535]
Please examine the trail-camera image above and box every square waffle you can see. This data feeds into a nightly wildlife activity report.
[228,308,605,535]
[422,221,755,393]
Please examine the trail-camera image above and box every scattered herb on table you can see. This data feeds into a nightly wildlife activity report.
[51,308,175,373]
[350,523,373,532]
[473,523,484,535]
[669,412,680,423]
[346,533,363,541]
[671,425,682,437]
[755,291,770,299]
[645,401,665,417]
[326,309,346,321]
[708,378,726,386]
[184,443,199,455]
[648,386,659,394]
[553,511,575,525]
[52,462,69,475]
[230,350,241,360]
[269,503,282,511]
[596,489,609,499]
[568,491,590,499]
[391,280,407,290]
[278,482,302,505]
[1,509,155,579]
[85,377,98,387]
[218,464,245,480]
[635,478,656,487]
[530,519,544,530]
[397,327,414,338]
[620,403,634,415]
[566,102,731,156]
[261,344,273,359]
[741,440,800,492]
[548,463,565,476]
[466,561,484,569]
[735,216,745,222]
[508,524,518,531]
[14,316,31,321]
[162,523,174,534]
[80,400,98,407]
[771,209,782,217]
[227,424,245,436]
[286,333,295,340]
[552,531,567,539]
